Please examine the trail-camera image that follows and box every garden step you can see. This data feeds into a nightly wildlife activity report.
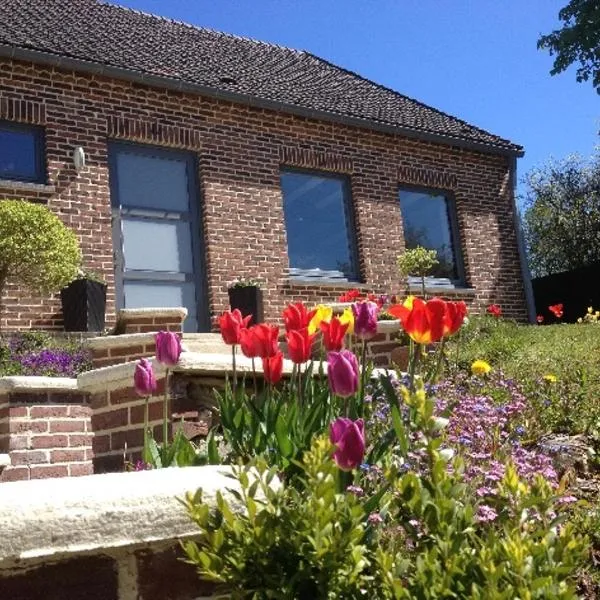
[182,333,230,355]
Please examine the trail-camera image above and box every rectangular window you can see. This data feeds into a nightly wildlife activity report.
[0,121,45,183]
[280,169,359,281]
[399,187,464,283]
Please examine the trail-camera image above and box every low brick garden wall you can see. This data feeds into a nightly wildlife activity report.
[0,465,274,599]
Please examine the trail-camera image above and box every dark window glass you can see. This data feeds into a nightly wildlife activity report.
[399,188,462,281]
[0,122,44,183]
[281,170,358,280]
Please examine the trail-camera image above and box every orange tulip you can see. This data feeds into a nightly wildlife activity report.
[388,297,447,344]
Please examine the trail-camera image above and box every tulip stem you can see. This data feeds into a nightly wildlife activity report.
[431,337,446,383]
[231,345,238,397]
[359,339,368,417]
[251,357,258,398]
[297,363,303,407]
[455,328,462,369]
[408,340,418,390]
[163,368,170,450]
[143,395,150,463]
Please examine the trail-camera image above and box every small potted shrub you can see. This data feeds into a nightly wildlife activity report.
[60,270,107,332]
[397,246,439,298]
[227,277,263,326]
[0,199,81,332]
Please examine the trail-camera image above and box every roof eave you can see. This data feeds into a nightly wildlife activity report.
[0,44,524,158]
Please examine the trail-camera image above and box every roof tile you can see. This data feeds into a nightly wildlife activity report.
[0,0,522,153]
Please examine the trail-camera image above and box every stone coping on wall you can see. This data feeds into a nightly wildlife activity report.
[0,376,78,394]
[85,333,157,351]
[77,351,299,394]
[117,307,188,321]
[0,465,278,567]
[78,358,167,394]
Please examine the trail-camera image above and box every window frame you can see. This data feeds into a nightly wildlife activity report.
[0,120,46,184]
[280,166,361,283]
[398,183,467,287]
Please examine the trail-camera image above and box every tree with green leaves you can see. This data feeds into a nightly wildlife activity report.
[538,0,600,93]
[522,153,600,277]
[0,199,81,329]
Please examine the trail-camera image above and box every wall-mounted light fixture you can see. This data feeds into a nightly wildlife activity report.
[73,146,86,172]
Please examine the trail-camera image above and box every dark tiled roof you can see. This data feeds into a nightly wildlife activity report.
[0,0,522,154]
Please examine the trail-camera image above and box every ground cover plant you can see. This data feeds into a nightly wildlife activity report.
[451,309,600,438]
[125,296,591,598]
[0,331,91,377]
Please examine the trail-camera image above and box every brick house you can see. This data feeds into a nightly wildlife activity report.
[0,0,533,333]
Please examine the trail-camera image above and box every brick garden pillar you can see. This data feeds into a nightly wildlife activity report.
[0,377,92,482]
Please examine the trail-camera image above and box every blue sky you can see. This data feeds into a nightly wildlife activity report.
[116,0,598,200]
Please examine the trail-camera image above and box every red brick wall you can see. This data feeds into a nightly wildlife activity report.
[0,391,92,482]
[0,57,528,331]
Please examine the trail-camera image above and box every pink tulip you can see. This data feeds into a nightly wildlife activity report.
[351,301,378,340]
[155,331,182,367]
[329,417,365,471]
[134,358,157,397]
[327,350,359,398]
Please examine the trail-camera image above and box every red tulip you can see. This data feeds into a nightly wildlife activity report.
[262,351,283,385]
[134,358,157,396]
[252,323,280,358]
[327,350,359,398]
[239,327,260,359]
[329,417,365,471]
[285,328,314,364]
[548,303,564,319]
[443,301,468,336]
[219,309,252,345]
[282,302,317,332]
[537,315,545,324]
[486,304,502,318]
[388,297,447,344]
[155,331,182,366]
[319,316,349,352]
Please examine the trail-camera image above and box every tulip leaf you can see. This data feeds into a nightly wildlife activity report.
[207,429,220,465]
[391,404,409,456]
[275,413,294,458]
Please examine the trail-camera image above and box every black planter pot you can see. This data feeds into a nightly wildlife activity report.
[228,286,263,326]
[60,279,107,332]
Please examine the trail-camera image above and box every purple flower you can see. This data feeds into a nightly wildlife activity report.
[327,350,359,398]
[368,512,383,525]
[351,301,378,340]
[134,358,157,397]
[155,331,182,367]
[329,417,365,471]
[476,505,498,523]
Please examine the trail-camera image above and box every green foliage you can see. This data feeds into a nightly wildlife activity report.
[522,154,600,277]
[538,0,600,93]
[0,199,81,297]
[182,438,378,599]
[183,381,586,599]
[142,427,203,468]
[211,367,340,476]
[397,246,439,279]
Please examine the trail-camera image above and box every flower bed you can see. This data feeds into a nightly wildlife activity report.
[0,332,91,378]
[127,295,593,597]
